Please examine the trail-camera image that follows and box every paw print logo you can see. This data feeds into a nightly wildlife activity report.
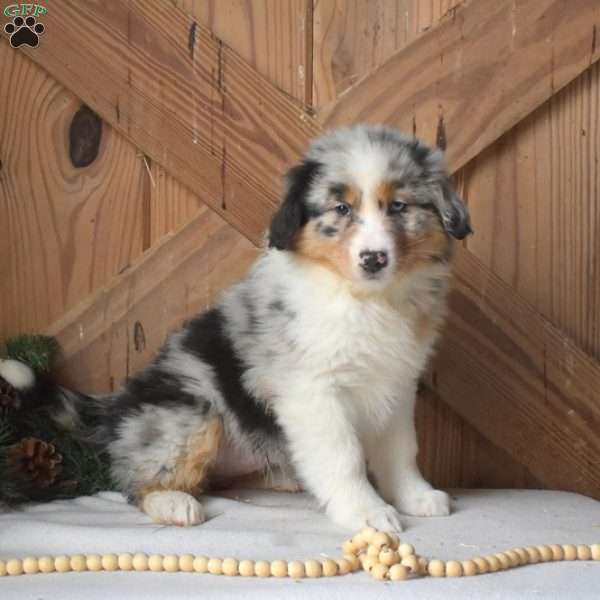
[4,15,45,48]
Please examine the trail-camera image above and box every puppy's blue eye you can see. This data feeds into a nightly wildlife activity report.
[335,203,351,216]
[390,200,407,213]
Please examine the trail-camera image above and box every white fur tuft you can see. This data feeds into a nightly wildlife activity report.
[0,358,35,390]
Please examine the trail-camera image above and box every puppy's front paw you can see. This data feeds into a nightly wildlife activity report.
[328,502,403,533]
[142,491,205,526]
[397,489,450,517]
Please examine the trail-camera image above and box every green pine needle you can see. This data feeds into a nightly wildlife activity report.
[5,334,60,374]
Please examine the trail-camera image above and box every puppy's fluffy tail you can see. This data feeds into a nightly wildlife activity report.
[0,359,113,508]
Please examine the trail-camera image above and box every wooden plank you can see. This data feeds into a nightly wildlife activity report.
[313,0,462,108]
[323,0,600,172]
[176,0,312,104]
[416,387,540,489]
[47,207,259,393]
[0,42,147,340]
[429,247,600,498]
[464,61,600,357]
[15,0,320,245]
[147,0,312,247]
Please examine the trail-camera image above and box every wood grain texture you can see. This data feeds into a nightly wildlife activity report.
[416,388,540,489]
[313,0,462,108]
[147,0,313,246]
[47,207,259,392]
[323,0,600,172]
[0,42,147,340]
[18,0,321,245]
[176,0,312,104]
[430,246,600,498]
[463,61,600,357]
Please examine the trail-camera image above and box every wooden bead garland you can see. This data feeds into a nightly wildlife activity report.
[0,528,597,582]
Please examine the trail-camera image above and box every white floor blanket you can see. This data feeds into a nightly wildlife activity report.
[1,489,599,599]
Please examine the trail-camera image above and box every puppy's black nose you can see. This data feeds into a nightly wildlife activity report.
[359,250,388,273]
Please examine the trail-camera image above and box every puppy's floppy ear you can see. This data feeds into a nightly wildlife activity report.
[433,179,472,240]
[268,160,321,250]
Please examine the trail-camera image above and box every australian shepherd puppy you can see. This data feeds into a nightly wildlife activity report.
[1,124,471,532]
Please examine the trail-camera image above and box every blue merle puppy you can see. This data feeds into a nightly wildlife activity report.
[0,124,471,531]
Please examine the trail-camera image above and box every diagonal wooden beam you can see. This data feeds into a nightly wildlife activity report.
[13,0,320,245]
[322,0,600,172]
[431,247,600,498]
[22,0,600,497]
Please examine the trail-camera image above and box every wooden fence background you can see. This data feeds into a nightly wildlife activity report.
[1,0,599,496]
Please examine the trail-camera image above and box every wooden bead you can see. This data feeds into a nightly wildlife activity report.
[505,550,520,567]
[343,553,361,571]
[360,527,377,543]
[38,556,55,573]
[428,559,446,577]
[148,555,163,572]
[192,556,208,573]
[321,559,338,576]
[55,556,72,573]
[387,533,400,550]
[366,544,381,557]
[351,535,368,551]
[525,546,540,564]
[222,558,239,576]
[562,544,577,561]
[163,555,179,572]
[6,559,23,576]
[0,560,6,577]
[591,544,600,560]
[70,555,87,572]
[473,557,489,574]
[549,545,564,561]
[304,559,322,578]
[288,560,305,578]
[371,532,391,550]
[398,543,415,558]
[461,560,478,576]
[238,560,255,577]
[370,563,389,580]
[336,558,351,575]
[514,548,529,564]
[207,558,223,575]
[495,552,510,570]
[342,540,357,555]
[389,564,409,581]
[119,554,134,571]
[86,555,102,572]
[400,555,419,574]
[379,549,399,566]
[485,555,500,572]
[534,545,552,562]
[576,545,591,561]
[133,553,149,571]
[418,557,428,573]
[23,557,39,575]
[102,554,119,571]
[270,560,287,578]
[361,555,379,572]
[178,555,194,572]
[254,560,271,577]
[445,560,463,577]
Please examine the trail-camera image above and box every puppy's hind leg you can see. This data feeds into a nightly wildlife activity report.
[139,416,223,527]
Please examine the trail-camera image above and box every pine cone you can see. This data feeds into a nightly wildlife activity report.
[7,437,63,488]
[0,375,20,410]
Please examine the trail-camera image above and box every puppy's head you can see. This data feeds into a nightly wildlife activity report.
[268,124,471,290]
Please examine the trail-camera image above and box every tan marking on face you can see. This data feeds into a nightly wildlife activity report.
[341,186,361,208]
[396,217,451,275]
[294,218,358,279]
[138,416,223,503]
